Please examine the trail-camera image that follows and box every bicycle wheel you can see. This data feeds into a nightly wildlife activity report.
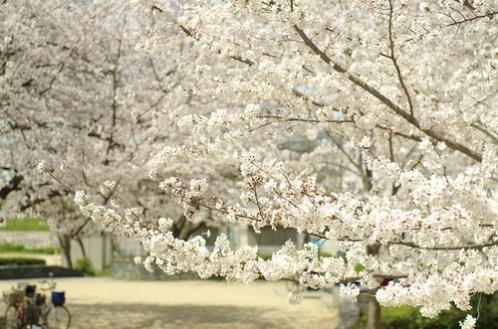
[44,306,70,329]
[4,305,20,329]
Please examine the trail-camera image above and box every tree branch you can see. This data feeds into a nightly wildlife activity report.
[292,24,482,162]
[389,240,498,251]
[448,10,497,26]
[387,0,414,117]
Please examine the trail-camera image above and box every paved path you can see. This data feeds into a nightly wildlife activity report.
[0,278,340,329]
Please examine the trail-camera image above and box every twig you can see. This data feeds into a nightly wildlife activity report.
[387,0,414,117]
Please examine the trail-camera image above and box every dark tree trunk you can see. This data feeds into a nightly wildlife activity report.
[76,236,87,259]
[368,295,381,329]
[58,235,73,269]
[172,213,208,241]
[179,221,206,241]
[367,244,381,329]
[0,173,23,200]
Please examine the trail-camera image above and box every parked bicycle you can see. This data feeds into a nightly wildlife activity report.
[3,280,71,329]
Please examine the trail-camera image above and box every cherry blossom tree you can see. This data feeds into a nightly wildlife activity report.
[68,0,498,328]
[0,0,217,266]
[7,0,497,328]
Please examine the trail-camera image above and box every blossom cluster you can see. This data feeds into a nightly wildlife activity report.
[5,0,497,326]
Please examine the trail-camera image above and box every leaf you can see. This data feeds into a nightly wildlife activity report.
[354,263,365,273]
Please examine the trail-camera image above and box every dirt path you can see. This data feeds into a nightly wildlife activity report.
[0,278,340,329]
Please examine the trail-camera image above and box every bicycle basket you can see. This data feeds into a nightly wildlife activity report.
[25,285,36,298]
[3,290,24,306]
[51,291,65,306]
[24,303,42,325]
[35,293,46,306]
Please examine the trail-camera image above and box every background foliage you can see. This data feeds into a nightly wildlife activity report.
[352,294,498,329]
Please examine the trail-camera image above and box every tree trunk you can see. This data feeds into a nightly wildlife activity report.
[362,156,381,329]
[76,236,87,259]
[368,295,381,329]
[366,244,381,329]
[58,235,73,269]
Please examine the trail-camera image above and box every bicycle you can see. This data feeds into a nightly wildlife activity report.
[3,280,71,329]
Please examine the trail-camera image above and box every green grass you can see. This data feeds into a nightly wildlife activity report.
[0,218,49,231]
[0,243,60,255]
[352,294,498,329]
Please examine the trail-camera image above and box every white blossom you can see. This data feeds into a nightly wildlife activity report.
[459,315,477,329]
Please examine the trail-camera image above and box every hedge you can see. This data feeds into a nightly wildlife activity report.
[0,257,47,266]
[0,243,60,255]
[352,293,498,329]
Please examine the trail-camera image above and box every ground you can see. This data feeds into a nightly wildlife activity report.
[0,278,340,329]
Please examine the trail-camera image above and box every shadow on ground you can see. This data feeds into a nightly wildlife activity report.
[68,303,326,329]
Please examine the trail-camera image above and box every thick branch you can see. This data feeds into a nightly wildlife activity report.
[258,114,353,125]
[293,24,482,162]
[389,240,498,251]
[0,174,23,200]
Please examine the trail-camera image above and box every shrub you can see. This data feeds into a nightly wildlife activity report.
[75,257,96,276]
[319,251,334,258]
[352,294,498,329]
[0,257,46,266]
[0,243,60,254]
[257,251,273,260]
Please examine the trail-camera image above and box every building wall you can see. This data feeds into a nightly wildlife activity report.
[0,231,59,249]
[61,234,113,271]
